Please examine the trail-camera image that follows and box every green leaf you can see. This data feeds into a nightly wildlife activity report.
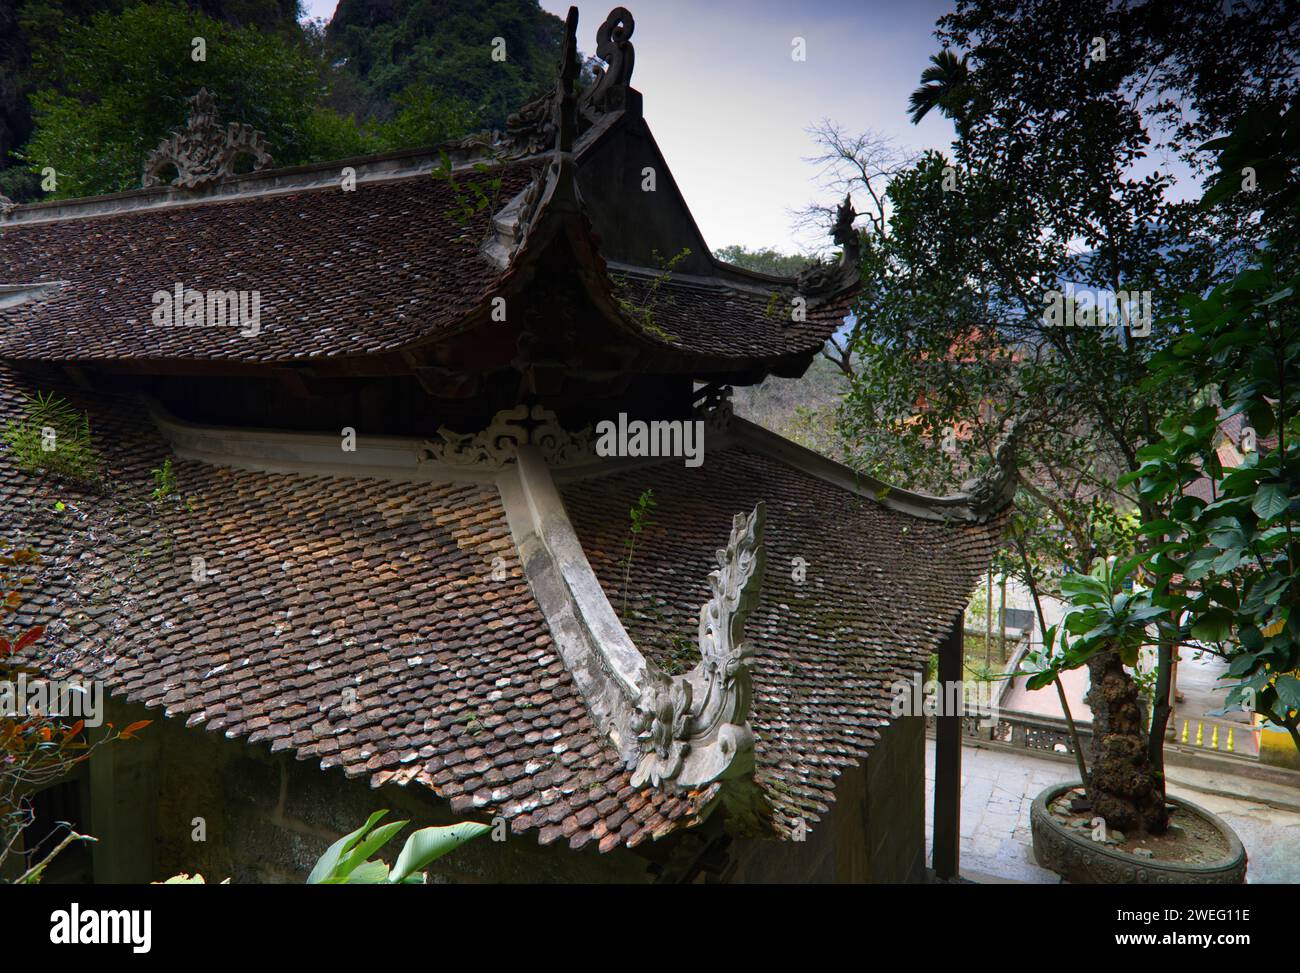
[307,809,388,884]
[1191,611,1233,643]
[388,821,490,883]
[1275,674,1300,712]
[343,860,392,884]
[337,819,409,877]
[1252,483,1291,521]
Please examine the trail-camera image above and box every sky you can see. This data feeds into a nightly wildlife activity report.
[299,0,960,256]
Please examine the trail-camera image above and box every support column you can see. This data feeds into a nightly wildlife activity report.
[932,611,963,880]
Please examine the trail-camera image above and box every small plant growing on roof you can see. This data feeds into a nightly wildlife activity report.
[1,392,102,486]
[431,148,505,230]
[612,248,690,342]
[150,457,177,501]
[621,488,656,614]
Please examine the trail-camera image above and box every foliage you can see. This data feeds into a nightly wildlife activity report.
[2,392,101,486]
[0,547,149,882]
[325,0,569,134]
[826,1,1300,822]
[620,488,656,616]
[1021,557,1168,692]
[431,148,505,229]
[1123,262,1300,747]
[712,245,810,278]
[371,86,481,153]
[150,458,177,501]
[612,248,690,341]
[305,810,489,884]
[18,2,361,199]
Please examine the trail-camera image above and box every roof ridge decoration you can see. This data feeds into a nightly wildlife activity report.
[453,6,634,162]
[631,502,766,789]
[142,88,272,190]
[958,412,1026,515]
[794,195,863,306]
[420,404,593,468]
[421,397,735,470]
[578,7,635,125]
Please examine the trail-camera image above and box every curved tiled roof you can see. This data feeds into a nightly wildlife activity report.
[0,142,853,371]
[610,272,852,362]
[0,164,541,363]
[560,445,1006,835]
[1,362,1001,850]
[0,365,712,853]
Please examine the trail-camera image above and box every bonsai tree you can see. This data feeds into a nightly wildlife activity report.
[1023,557,1171,834]
[1020,97,1300,836]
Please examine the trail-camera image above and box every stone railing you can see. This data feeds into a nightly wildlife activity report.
[1172,716,1259,759]
[927,708,1090,757]
[927,705,1264,765]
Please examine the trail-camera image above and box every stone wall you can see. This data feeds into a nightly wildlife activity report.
[85,699,927,884]
[88,698,654,884]
[722,715,927,883]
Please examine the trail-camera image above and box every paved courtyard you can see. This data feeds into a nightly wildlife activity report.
[924,740,1300,884]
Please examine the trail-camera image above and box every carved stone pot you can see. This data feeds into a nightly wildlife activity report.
[1030,782,1246,884]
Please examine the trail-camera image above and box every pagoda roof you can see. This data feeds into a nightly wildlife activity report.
[0,8,857,382]
[1,360,1008,851]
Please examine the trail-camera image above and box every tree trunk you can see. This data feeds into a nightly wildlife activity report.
[1147,635,1174,780]
[1086,649,1169,836]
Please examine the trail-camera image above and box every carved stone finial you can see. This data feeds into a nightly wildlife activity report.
[630,502,766,790]
[579,7,635,121]
[142,89,272,190]
[959,414,1027,514]
[794,194,862,305]
[830,195,858,251]
[0,194,15,221]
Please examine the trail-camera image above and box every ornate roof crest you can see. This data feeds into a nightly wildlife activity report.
[420,404,592,468]
[578,6,635,123]
[630,502,766,789]
[794,194,863,306]
[453,6,635,161]
[959,413,1026,515]
[142,89,272,190]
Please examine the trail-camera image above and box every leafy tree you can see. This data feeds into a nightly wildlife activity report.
[20,2,365,199]
[907,48,970,131]
[831,0,1297,833]
[712,245,810,278]
[325,0,569,132]
[1120,100,1300,754]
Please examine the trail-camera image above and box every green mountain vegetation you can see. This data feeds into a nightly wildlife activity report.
[0,0,568,201]
[326,0,567,131]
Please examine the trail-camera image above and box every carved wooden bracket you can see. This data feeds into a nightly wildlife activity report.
[142,89,272,190]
